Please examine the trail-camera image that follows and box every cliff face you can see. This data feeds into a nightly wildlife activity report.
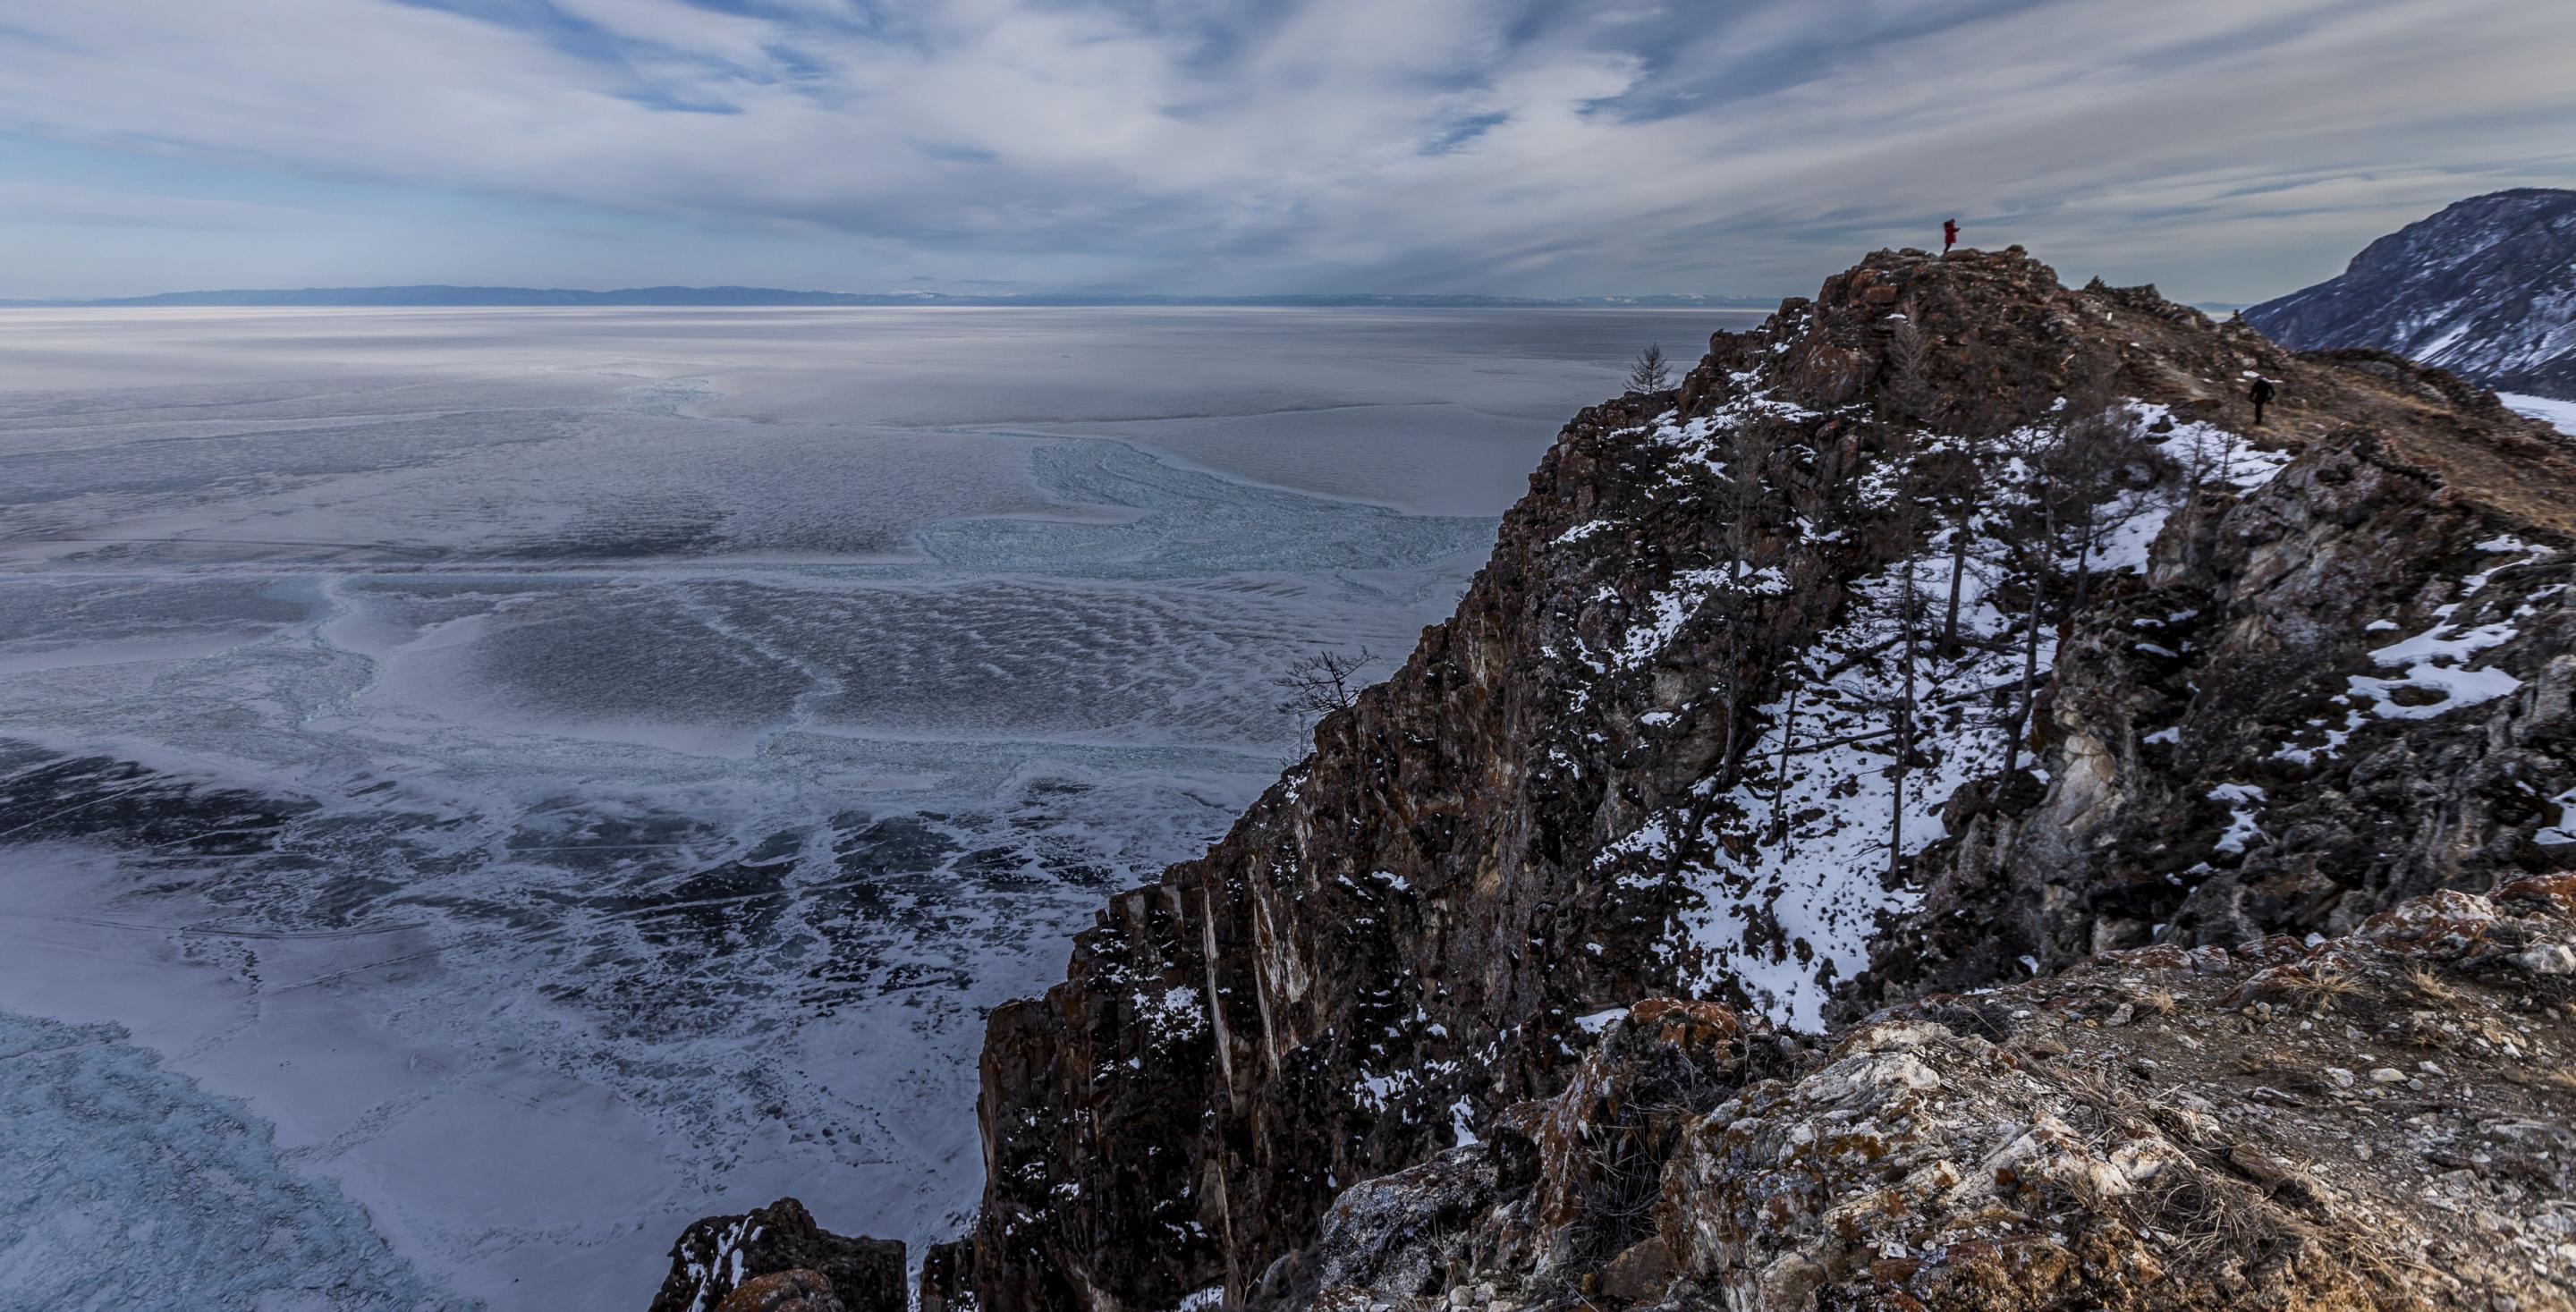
[2245,189,2576,401]
[902,247,2576,1312]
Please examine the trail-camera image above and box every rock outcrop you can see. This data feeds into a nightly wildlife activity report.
[648,1197,905,1312]
[2246,188,2576,401]
[1861,355,2576,1012]
[1262,875,2576,1310]
[656,245,2576,1311]
[916,246,2576,1312]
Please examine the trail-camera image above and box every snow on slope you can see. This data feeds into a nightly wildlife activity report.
[1597,402,2279,1028]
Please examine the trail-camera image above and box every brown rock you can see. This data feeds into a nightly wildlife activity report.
[1594,1236,1677,1302]
[919,1237,979,1312]
[717,1269,844,1312]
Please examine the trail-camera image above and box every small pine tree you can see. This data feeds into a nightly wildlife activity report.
[1626,344,1671,394]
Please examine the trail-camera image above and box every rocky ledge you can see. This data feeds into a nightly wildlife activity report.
[660,245,2576,1311]
[1265,876,2576,1310]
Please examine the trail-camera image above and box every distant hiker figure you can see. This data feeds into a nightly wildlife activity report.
[1943,219,1960,254]
[2250,375,2276,427]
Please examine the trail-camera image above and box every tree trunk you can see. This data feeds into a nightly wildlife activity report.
[1769,681,1802,843]
[2179,429,2211,570]
[1941,516,1970,649]
[2002,496,2054,783]
[1891,555,1919,880]
[2059,512,2096,649]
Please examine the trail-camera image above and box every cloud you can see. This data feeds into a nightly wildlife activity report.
[0,181,322,231]
[0,0,2571,299]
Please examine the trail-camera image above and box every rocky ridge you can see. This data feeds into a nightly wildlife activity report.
[2246,189,2576,401]
[667,245,2576,1311]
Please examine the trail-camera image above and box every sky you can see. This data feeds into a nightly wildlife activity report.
[1,0,2572,303]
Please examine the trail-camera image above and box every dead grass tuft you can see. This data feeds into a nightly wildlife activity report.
[2401,965,2460,1005]
[2275,964,2368,1014]
[2505,1064,2576,1096]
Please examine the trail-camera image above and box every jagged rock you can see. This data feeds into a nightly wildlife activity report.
[716,1269,844,1312]
[1276,877,2576,1310]
[1251,1144,1501,1304]
[648,1198,903,1312]
[929,246,2576,1311]
[2245,188,2576,401]
[1590,1237,1676,1302]
[919,1238,980,1312]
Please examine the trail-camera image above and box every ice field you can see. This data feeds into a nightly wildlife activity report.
[0,306,1744,1308]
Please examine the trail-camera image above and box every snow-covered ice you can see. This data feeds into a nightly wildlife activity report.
[2501,392,2576,436]
[0,305,1749,1307]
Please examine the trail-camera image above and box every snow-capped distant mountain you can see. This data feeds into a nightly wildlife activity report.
[2244,188,2576,400]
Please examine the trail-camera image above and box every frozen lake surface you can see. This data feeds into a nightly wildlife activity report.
[0,305,1748,1308]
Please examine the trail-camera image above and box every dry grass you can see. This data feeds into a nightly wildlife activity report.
[2504,1063,2576,1096]
[2274,964,2368,1014]
[2401,965,2460,1005]
[2125,1170,2281,1262]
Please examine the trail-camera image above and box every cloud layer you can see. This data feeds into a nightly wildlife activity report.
[3,0,2572,300]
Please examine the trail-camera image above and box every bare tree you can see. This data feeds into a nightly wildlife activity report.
[1909,444,1984,652]
[1626,344,1671,394]
[1882,317,1939,425]
[1889,546,1922,879]
[1767,554,1830,844]
[1876,446,1940,879]
[1998,504,2052,783]
[1710,423,1792,783]
[2174,418,2244,571]
[1884,325,1994,653]
[2044,354,2134,646]
[1991,419,2061,785]
[1718,423,1784,587]
[1275,648,1376,723]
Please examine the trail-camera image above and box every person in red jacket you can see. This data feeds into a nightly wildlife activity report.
[1943,219,1960,254]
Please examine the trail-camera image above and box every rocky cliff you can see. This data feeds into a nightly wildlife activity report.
[2246,189,2576,401]
[1264,876,2576,1310]
[674,245,2576,1312]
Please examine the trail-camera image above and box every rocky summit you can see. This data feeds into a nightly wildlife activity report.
[679,245,2576,1312]
[2246,188,2576,402]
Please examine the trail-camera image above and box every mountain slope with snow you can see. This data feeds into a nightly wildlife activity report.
[849,248,2576,1312]
[2245,188,2576,400]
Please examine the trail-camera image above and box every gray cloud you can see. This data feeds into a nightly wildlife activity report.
[0,0,2571,300]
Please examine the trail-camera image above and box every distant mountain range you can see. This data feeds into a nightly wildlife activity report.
[2245,188,2576,401]
[0,284,1775,310]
